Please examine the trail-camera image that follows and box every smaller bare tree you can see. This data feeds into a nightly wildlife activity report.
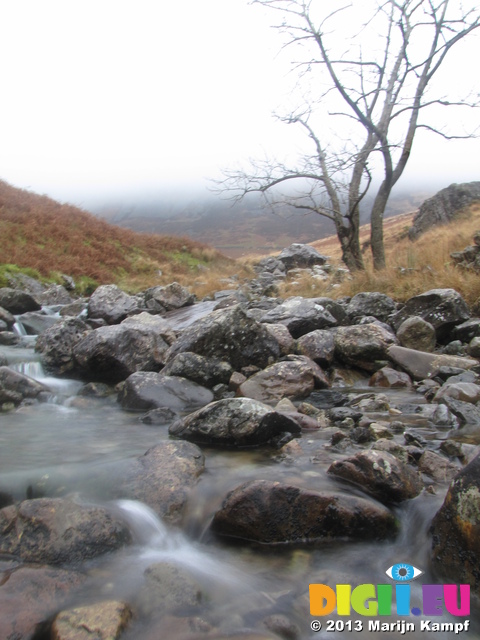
[220,0,480,271]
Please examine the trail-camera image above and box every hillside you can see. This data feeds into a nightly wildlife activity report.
[0,180,240,295]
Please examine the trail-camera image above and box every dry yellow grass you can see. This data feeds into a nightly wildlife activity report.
[279,204,480,307]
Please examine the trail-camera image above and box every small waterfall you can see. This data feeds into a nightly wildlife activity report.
[12,320,27,336]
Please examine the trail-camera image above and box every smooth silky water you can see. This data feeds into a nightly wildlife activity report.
[1,336,479,638]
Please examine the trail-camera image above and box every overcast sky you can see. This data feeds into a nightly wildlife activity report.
[0,0,479,209]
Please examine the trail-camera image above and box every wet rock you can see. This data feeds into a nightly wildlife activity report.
[296,329,335,367]
[118,441,205,522]
[211,479,398,544]
[88,284,143,324]
[390,289,470,342]
[138,562,203,617]
[237,356,329,404]
[452,318,480,342]
[0,365,50,405]
[431,454,480,593]
[371,439,410,463]
[161,352,233,388]
[35,317,91,375]
[165,305,280,370]
[140,407,178,425]
[262,614,300,640]
[260,297,337,338]
[16,310,62,335]
[346,292,396,323]
[276,243,328,270]
[434,381,480,404]
[0,497,131,564]
[169,397,301,447]
[369,366,413,389]
[119,371,213,412]
[418,450,459,483]
[469,336,480,358]
[0,305,15,329]
[145,282,195,312]
[334,324,398,372]
[328,450,423,504]
[387,345,478,380]
[59,299,88,317]
[438,396,480,429]
[73,316,171,383]
[52,600,132,640]
[0,287,41,314]
[396,316,436,352]
[327,406,362,424]
[0,566,85,640]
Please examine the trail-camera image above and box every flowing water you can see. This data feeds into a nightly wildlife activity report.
[1,314,480,638]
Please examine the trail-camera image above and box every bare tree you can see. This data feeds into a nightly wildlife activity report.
[221,0,480,271]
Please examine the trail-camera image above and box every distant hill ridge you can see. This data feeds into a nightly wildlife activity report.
[0,179,231,293]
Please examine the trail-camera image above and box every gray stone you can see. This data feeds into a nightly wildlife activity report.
[144,282,195,312]
[418,450,459,483]
[431,454,480,593]
[396,316,436,352]
[35,317,91,375]
[211,479,398,544]
[260,297,337,338]
[388,345,478,381]
[73,317,171,383]
[0,287,41,314]
[160,352,232,388]
[296,329,335,367]
[88,284,142,324]
[35,284,73,306]
[409,182,480,239]
[0,306,15,330]
[276,243,329,270]
[328,450,423,504]
[0,366,51,405]
[346,292,396,322]
[238,354,329,404]
[434,382,480,404]
[334,324,398,372]
[169,397,301,447]
[16,310,62,335]
[369,366,413,389]
[390,289,470,341]
[165,305,280,370]
[0,497,131,564]
[51,601,132,640]
[119,371,213,412]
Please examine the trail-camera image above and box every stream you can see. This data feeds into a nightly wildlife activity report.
[1,309,480,639]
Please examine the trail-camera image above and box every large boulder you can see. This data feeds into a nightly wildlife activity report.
[296,329,335,367]
[73,315,172,383]
[211,480,398,544]
[390,289,470,342]
[160,352,233,388]
[119,371,213,412]
[0,366,51,405]
[334,324,398,371]
[144,282,195,312]
[346,292,396,323]
[88,284,143,324]
[118,441,205,522]
[396,316,436,352]
[0,287,41,314]
[237,355,329,404]
[431,454,480,593]
[327,450,423,504]
[276,243,328,270]
[409,182,480,240]
[165,305,280,370]
[0,497,131,564]
[0,305,15,330]
[169,397,301,447]
[388,345,478,381]
[260,297,337,338]
[35,317,91,375]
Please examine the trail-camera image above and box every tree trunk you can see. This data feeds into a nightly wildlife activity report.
[370,181,392,270]
[338,223,365,271]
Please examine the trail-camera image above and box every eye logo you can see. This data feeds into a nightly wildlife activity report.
[385,563,423,582]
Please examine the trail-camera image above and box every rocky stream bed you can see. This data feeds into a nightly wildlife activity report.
[1,243,480,639]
